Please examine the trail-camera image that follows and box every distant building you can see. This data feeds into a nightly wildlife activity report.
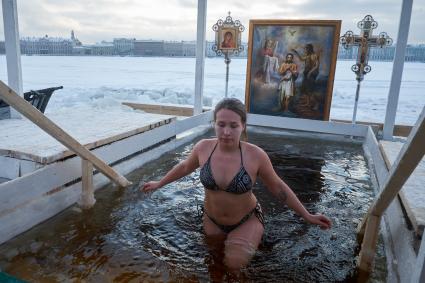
[206,41,216,57]
[369,46,395,61]
[3,30,425,61]
[134,40,164,56]
[337,44,425,62]
[113,38,135,56]
[239,42,248,57]
[19,31,82,56]
[72,46,90,55]
[404,44,425,62]
[87,41,114,56]
[70,30,82,47]
[0,41,5,54]
[20,35,73,55]
[182,41,196,57]
[164,41,183,57]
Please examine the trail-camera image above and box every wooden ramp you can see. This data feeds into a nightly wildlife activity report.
[380,139,425,237]
[122,102,211,117]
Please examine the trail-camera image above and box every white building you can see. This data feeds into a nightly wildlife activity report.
[20,35,73,55]
[113,38,135,56]
[182,41,196,57]
[164,41,183,56]
[88,41,114,56]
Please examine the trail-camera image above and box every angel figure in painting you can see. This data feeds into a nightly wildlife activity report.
[256,39,279,84]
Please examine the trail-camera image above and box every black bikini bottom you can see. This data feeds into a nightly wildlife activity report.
[204,202,265,234]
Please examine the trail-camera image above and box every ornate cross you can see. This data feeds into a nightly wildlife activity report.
[340,15,393,82]
[212,12,245,98]
[340,15,392,124]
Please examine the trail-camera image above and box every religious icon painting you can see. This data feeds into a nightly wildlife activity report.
[245,20,341,120]
[220,28,237,49]
[212,13,245,56]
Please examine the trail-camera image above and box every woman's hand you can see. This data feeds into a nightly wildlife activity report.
[305,213,332,230]
[141,181,161,192]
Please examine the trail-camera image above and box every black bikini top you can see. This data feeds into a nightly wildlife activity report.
[200,142,253,194]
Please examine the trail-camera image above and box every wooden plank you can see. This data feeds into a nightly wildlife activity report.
[372,108,425,217]
[0,80,131,187]
[0,109,175,164]
[331,119,412,137]
[0,156,19,179]
[176,110,213,134]
[80,159,95,209]
[358,127,389,239]
[0,156,41,179]
[122,102,211,116]
[248,114,369,137]
[357,107,425,278]
[0,157,81,215]
[364,127,389,188]
[380,140,425,237]
[0,121,177,213]
[0,177,82,245]
[19,159,42,176]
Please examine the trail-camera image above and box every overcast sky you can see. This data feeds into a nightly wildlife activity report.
[1,0,424,44]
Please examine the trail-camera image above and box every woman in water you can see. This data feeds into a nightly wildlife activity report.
[142,98,331,271]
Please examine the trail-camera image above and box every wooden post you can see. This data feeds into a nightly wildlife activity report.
[357,215,381,282]
[2,0,23,118]
[193,0,207,116]
[383,0,414,140]
[0,80,132,187]
[79,158,96,209]
[357,106,425,278]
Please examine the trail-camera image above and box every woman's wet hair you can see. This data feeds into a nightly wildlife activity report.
[213,98,248,140]
[214,98,246,122]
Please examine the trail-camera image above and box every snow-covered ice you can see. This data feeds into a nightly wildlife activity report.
[0,55,423,125]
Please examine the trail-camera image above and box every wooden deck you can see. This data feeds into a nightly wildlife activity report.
[122,102,211,116]
[380,139,425,237]
[0,108,175,164]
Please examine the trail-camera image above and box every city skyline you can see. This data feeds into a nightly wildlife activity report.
[10,31,425,46]
[3,34,425,62]
[1,1,425,44]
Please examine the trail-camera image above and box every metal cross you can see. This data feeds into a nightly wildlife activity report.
[340,15,392,123]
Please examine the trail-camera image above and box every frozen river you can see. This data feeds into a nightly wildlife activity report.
[0,55,424,125]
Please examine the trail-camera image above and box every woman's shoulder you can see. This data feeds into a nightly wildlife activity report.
[241,141,267,158]
[194,138,217,150]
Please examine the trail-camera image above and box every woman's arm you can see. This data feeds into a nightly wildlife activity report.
[257,148,331,229]
[141,140,202,192]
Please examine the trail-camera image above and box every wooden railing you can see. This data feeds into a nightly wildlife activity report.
[356,106,425,281]
[0,80,132,208]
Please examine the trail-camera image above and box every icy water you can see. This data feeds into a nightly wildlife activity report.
[0,131,385,282]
